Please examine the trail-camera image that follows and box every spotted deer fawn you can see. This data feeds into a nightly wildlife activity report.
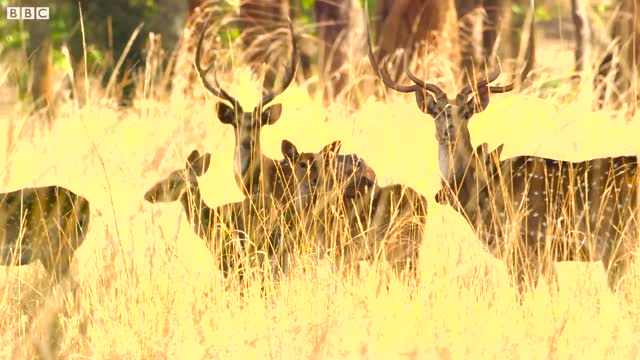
[367,19,640,298]
[195,13,297,202]
[0,186,90,282]
[281,139,428,277]
[144,150,288,280]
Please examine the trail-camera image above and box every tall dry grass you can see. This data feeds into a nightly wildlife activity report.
[1,16,640,359]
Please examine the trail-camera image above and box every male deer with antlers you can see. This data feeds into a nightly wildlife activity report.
[195,13,297,202]
[368,16,639,298]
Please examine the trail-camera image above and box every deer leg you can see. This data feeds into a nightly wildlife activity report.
[542,261,560,297]
[507,253,541,302]
[40,256,68,284]
[602,244,631,293]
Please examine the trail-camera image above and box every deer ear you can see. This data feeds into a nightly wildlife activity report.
[281,139,299,161]
[494,144,505,158]
[415,91,437,117]
[200,153,212,173]
[434,189,449,205]
[470,86,491,113]
[261,103,283,125]
[216,102,236,125]
[186,150,201,164]
[475,142,490,156]
[187,151,211,176]
[321,140,342,157]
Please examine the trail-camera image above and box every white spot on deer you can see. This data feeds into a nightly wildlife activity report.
[532,212,539,218]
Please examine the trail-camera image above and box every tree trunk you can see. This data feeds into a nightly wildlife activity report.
[594,0,640,115]
[26,21,53,113]
[456,0,512,79]
[571,0,590,72]
[24,0,54,117]
[315,0,363,105]
[238,0,291,90]
[375,0,459,85]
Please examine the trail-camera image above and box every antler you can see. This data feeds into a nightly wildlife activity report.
[365,11,425,94]
[403,57,448,102]
[195,12,240,108]
[459,68,501,98]
[260,19,298,107]
[460,3,535,97]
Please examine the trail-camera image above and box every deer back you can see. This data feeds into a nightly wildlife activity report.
[0,186,91,277]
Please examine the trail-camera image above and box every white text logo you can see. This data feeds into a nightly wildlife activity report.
[6,7,50,20]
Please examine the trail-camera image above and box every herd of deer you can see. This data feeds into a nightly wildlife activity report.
[2,12,639,301]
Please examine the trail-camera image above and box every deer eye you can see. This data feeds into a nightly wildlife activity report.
[299,162,308,170]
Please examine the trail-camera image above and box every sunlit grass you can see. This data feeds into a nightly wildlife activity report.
[1,33,640,359]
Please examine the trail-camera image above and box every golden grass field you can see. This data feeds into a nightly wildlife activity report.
[2,29,640,358]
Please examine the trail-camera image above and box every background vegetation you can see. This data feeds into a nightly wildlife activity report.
[0,0,639,358]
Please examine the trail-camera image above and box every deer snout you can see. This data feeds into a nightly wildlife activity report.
[441,124,455,140]
[143,191,156,203]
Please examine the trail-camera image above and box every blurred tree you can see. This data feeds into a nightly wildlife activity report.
[374,0,459,84]
[594,0,639,115]
[22,0,54,116]
[189,0,203,14]
[22,0,190,110]
[237,0,313,91]
[456,0,512,77]
[315,0,364,105]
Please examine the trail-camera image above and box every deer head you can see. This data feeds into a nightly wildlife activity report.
[195,13,297,177]
[366,15,531,189]
[281,139,342,210]
[144,150,212,203]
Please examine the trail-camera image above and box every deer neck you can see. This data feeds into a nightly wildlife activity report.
[438,137,475,191]
[439,139,492,225]
[232,126,270,194]
[233,127,291,198]
[179,180,212,240]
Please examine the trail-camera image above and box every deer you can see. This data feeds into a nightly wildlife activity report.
[0,186,91,282]
[281,139,428,278]
[195,13,297,202]
[367,16,640,299]
[144,149,289,281]
[195,13,381,267]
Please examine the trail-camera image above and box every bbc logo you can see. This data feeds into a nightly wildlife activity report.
[6,7,50,20]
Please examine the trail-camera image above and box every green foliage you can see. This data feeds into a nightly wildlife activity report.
[592,3,615,17]
[52,48,72,73]
[301,0,314,10]
[534,6,552,22]
[361,0,376,17]
[0,26,27,53]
